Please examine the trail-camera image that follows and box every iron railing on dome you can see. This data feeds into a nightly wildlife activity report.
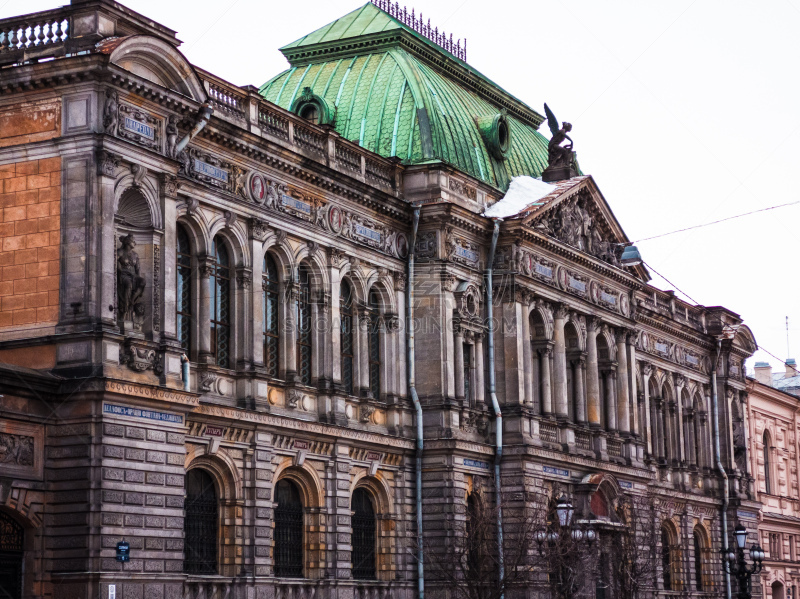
[371,0,467,62]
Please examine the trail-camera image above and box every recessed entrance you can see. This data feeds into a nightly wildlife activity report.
[0,510,25,599]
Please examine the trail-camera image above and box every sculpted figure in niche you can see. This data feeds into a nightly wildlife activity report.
[117,234,146,324]
[103,89,118,134]
[166,115,179,158]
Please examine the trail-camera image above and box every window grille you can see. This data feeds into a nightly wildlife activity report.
[341,281,354,395]
[274,480,304,578]
[210,238,231,368]
[661,528,672,590]
[297,265,312,386]
[368,290,381,399]
[176,226,192,352]
[263,255,280,377]
[183,469,218,574]
[352,488,376,580]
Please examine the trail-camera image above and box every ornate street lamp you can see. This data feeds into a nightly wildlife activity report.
[535,495,597,599]
[722,523,764,599]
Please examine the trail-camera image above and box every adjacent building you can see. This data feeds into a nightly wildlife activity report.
[0,0,763,597]
[747,375,800,599]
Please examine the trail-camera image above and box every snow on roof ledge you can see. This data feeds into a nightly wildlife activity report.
[483,176,555,219]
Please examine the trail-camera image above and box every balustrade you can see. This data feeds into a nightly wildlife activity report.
[336,141,362,175]
[206,79,247,121]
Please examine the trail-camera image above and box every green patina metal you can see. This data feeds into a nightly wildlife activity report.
[260,2,550,190]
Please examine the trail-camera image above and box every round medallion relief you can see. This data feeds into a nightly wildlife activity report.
[328,205,343,234]
[395,233,409,258]
[249,173,265,204]
[620,293,630,317]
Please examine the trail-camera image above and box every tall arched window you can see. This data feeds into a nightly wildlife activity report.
[263,254,279,378]
[0,510,25,599]
[176,226,192,352]
[297,265,312,386]
[210,237,231,368]
[274,479,304,578]
[764,431,772,494]
[368,289,381,399]
[693,529,704,591]
[351,488,376,580]
[661,527,673,591]
[341,280,354,395]
[184,469,218,574]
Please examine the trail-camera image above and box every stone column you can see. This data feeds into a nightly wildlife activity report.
[686,409,697,467]
[235,266,253,369]
[395,273,407,398]
[283,282,298,382]
[475,334,485,405]
[605,369,617,431]
[574,356,587,424]
[675,375,686,464]
[586,319,601,427]
[522,304,534,407]
[160,175,179,339]
[627,332,639,435]
[454,324,465,401]
[359,307,371,398]
[642,363,654,456]
[249,228,265,368]
[197,255,213,364]
[540,347,553,415]
[329,254,342,388]
[615,329,631,435]
[652,399,663,460]
[553,305,569,419]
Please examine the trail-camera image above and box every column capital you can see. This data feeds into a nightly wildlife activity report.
[236,266,252,289]
[554,303,570,320]
[675,373,686,389]
[197,254,215,278]
[249,217,270,242]
[615,327,628,344]
[587,316,601,333]
[642,361,653,378]
[539,346,553,358]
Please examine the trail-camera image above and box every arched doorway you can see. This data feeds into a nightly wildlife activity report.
[183,469,218,574]
[773,581,785,599]
[0,510,25,599]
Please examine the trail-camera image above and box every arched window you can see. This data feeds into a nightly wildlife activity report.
[351,488,376,579]
[274,479,304,578]
[210,237,231,368]
[368,289,381,399]
[693,529,704,591]
[661,527,673,591]
[176,225,192,352]
[297,265,312,386]
[263,254,279,378]
[184,469,218,574]
[341,280,354,395]
[0,510,25,599]
[466,493,484,581]
[764,431,772,494]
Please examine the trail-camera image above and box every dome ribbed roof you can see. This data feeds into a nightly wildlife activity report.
[260,2,551,191]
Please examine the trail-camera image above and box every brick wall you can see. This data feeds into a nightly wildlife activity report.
[0,157,61,328]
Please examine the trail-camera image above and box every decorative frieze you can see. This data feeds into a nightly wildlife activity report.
[117,103,161,152]
[445,228,480,266]
[178,147,247,199]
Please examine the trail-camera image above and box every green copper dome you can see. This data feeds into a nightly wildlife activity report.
[260,2,551,191]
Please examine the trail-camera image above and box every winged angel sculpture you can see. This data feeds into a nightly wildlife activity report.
[542,103,579,181]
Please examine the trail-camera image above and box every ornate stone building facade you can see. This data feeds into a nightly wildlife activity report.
[747,378,800,599]
[0,1,762,598]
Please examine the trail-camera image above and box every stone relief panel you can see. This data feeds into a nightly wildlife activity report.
[529,190,621,267]
[0,421,43,480]
[637,332,711,374]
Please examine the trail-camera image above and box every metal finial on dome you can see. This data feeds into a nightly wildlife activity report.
[371,0,467,61]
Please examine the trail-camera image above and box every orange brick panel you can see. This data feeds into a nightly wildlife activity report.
[0,157,61,329]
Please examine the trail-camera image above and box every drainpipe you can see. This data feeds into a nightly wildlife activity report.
[712,339,731,599]
[181,354,190,392]
[407,208,424,599]
[175,102,214,155]
[486,220,505,598]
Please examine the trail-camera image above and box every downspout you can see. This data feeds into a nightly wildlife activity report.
[407,208,424,599]
[486,220,505,598]
[712,339,731,599]
[174,101,214,155]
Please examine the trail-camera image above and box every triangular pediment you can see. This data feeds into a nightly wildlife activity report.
[489,175,648,278]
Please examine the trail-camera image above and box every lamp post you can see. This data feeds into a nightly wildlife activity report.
[535,495,597,599]
[722,523,765,599]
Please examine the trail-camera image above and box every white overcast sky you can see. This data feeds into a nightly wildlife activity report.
[3,0,798,373]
